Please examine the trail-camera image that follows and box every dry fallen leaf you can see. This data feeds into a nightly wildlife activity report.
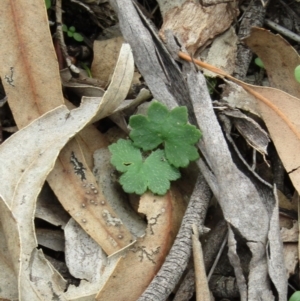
[92,36,125,86]
[179,52,300,196]
[0,198,20,300]
[0,0,136,256]
[203,27,238,77]
[0,0,63,128]
[281,221,299,242]
[244,27,300,97]
[0,98,105,300]
[64,218,107,282]
[96,189,185,301]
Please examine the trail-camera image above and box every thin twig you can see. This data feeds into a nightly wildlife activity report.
[137,174,212,301]
[55,0,80,75]
[234,0,266,80]
[264,18,300,43]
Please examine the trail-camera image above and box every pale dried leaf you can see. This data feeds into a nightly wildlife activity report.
[93,148,146,237]
[0,98,104,300]
[47,137,135,255]
[159,1,234,54]
[47,43,135,255]
[281,221,298,242]
[36,184,70,228]
[221,80,261,116]
[0,0,63,128]
[0,197,19,300]
[96,189,185,301]
[65,279,105,301]
[88,42,135,123]
[29,249,67,298]
[267,190,287,301]
[64,99,109,170]
[244,27,300,97]
[0,0,135,256]
[248,85,300,195]
[222,80,300,196]
[60,69,105,97]
[65,218,107,282]
[283,243,298,278]
[36,229,65,252]
[203,27,238,77]
[92,36,124,85]
[220,108,270,156]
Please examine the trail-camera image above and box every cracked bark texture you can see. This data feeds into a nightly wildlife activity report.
[137,174,211,301]
[233,0,266,80]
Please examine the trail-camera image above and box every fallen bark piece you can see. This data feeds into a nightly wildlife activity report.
[159,1,235,55]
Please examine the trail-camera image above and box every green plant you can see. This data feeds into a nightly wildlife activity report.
[255,57,264,68]
[62,25,84,42]
[205,76,217,95]
[45,0,51,9]
[289,291,300,301]
[109,101,201,195]
[294,65,300,83]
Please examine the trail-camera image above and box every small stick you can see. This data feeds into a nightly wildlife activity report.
[55,0,80,76]
[192,224,211,301]
[264,18,300,43]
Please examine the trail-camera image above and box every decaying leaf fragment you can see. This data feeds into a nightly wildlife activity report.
[217,106,270,157]
[203,27,238,77]
[65,218,107,282]
[92,36,124,86]
[96,189,185,301]
[0,197,20,300]
[159,0,235,54]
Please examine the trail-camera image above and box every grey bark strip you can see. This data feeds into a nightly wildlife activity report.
[109,0,178,109]
[186,68,276,300]
[137,174,212,301]
[233,0,266,80]
[174,219,228,301]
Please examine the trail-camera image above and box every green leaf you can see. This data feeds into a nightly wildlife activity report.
[109,139,180,195]
[62,24,68,32]
[294,65,300,83]
[69,26,76,33]
[73,32,84,42]
[129,101,201,168]
[255,57,264,68]
[45,0,51,9]
[67,31,73,38]
[289,292,300,301]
